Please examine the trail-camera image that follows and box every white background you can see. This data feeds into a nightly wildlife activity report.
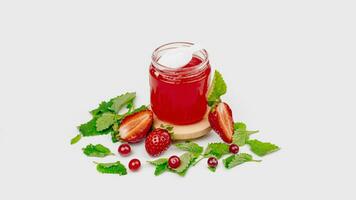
[0,0,355,199]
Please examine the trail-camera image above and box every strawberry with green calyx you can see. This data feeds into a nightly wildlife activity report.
[207,70,235,143]
[145,125,174,157]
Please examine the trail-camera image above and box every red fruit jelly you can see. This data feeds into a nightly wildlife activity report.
[149,42,211,125]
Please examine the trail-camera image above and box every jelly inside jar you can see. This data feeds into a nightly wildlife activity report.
[149,56,211,125]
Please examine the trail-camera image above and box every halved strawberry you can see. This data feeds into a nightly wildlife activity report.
[118,110,153,143]
[208,102,234,143]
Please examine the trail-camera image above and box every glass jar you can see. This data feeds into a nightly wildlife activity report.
[149,42,211,125]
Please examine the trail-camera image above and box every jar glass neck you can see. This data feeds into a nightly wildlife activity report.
[151,42,209,77]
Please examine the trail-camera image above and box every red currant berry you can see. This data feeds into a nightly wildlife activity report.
[168,156,181,169]
[129,159,141,171]
[207,157,218,168]
[229,144,240,154]
[118,144,131,156]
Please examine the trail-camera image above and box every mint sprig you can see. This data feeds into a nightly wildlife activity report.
[204,143,230,159]
[247,139,280,157]
[233,122,259,146]
[223,153,261,169]
[207,70,227,106]
[82,144,114,158]
[94,161,127,176]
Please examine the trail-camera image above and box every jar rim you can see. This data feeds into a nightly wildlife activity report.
[151,42,209,75]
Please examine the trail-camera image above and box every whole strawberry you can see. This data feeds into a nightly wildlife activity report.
[208,102,234,143]
[145,127,172,157]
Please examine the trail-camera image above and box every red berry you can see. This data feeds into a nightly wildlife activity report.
[129,159,141,171]
[229,144,240,154]
[168,156,181,169]
[207,157,218,168]
[118,144,131,156]
[145,128,171,157]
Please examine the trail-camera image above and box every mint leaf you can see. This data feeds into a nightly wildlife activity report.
[223,153,261,169]
[149,158,169,176]
[94,161,127,175]
[91,101,112,117]
[233,122,259,146]
[208,167,217,172]
[149,154,197,176]
[175,142,203,156]
[173,153,195,176]
[70,134,82,145]
[82,144,114,157]
[247,139,280,157]
[207,70,227,106]
[110,92,136,113]
[79,117,112,137]
[149,158,169,166]
[96,113,117,131]
[154,163,168,176]
[204,143,230,159]
[234,122,247,131]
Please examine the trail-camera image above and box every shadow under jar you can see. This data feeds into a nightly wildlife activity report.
[149,42,211,125]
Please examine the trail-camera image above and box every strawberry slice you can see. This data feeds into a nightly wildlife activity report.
[118,110,153,143]
[208,102,234,143]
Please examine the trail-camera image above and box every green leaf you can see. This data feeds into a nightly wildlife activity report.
[175,142,203,156]
[234,122,247,131]
[247,139,280,157]
[207,70,227,106]
[204,143,230,159]
[208,167,217,172]
[96,113,117,131]
[95,161,127,175]
[233,122,259,146]
[154,163,168,176]
[91,101,112,117]
[110,92,136,113]
[148,158,169,176]
[126,99,135,112]
[173,153,192,174]
[149,158,168,166]
[173,153,196,176]
[79,117,112,137]
[82,144,114,157]
[70,134,82,145]
[223,153,261,169]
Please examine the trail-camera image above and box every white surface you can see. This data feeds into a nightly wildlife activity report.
[0,0,355,200]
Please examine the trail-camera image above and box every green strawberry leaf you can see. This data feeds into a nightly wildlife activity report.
[204,143,230,159]
[96,113,117,131]
[70,134,82,145]
[94,161,127,175]
[247,139,280,157]
[82,144,114,157]
[110,92,136,113]
[207,70,227,106]
[175,142,203,156]
[223,153,261,169]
